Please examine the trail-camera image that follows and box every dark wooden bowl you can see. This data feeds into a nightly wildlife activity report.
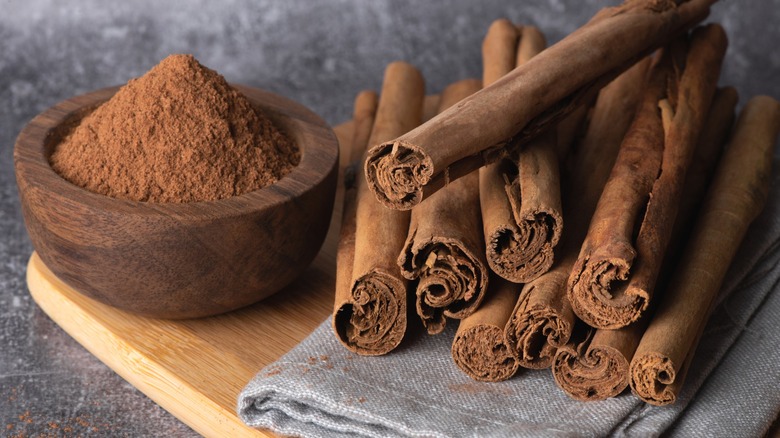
[15,85,338,319]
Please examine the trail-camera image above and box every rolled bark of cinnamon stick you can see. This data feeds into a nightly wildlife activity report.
[478,19,520,286]
[643,83,739,292]
[364,0,716,210]
[568,25,727,329]
[451,275,521,382]
[552,85,738,401]
[480,23,564,283]
[553,325,631,401]
[333,62,425,355]
[398,78,487,335]
[506,57,650,370]
[630,95,780,406]
[662,85,738,272]
[448,21,564,381]
[566,53,669,330]
[447,21,534,380]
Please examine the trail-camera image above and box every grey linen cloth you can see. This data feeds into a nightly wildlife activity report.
[238,165,780,438]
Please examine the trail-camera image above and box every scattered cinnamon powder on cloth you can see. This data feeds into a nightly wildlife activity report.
[51,54,299,203]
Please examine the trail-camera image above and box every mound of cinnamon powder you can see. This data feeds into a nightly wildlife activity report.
[51,54,300,203]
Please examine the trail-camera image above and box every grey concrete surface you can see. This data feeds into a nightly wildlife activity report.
[1,0,779,436]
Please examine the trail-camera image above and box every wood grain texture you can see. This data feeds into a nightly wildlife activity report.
[27,248,334,437]
[15,85,339,318]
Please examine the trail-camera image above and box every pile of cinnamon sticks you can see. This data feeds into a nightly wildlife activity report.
[332,0,780,406]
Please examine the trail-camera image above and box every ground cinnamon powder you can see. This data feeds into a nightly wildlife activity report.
[50,54,300,203]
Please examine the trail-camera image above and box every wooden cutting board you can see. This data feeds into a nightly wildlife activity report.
[27,245,334,437]
[26,121,355,437]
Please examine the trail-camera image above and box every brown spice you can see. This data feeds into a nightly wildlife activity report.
[19,411,33,424]
[50,54,299,203]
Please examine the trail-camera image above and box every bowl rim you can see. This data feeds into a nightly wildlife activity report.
[14,83,338,219]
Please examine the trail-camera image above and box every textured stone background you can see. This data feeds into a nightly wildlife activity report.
[1,0,779,435]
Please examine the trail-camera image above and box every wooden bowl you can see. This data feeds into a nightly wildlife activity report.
[15,85,338,319]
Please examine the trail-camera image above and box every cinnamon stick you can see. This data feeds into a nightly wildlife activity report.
[481,19,518,89]
[505,57,650,370]
[335,93,442,147]
[332,120,355,160]
[448,21,564,381]
[422,94,442,123]
[397,78,487,335]
[451,275,520,382]
[552,85,738,401]
[333,90,379,353]
[333,62,425,355]
[479,23,564,283]
[630,95,780,406]
[567,25,727,329]
[364,0,716,210]
[662,85,738,273]
[555,104,589,168]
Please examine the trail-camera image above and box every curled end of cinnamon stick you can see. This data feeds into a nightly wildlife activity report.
[452,324,519,382]
[552,342,630,401]
[333,270,407,356]
[405,238,488,335]
[487,209,562,283]
[365,140,433,210]
[505,284,572,369]
[629,353,677,406]
[568,243,649,329]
